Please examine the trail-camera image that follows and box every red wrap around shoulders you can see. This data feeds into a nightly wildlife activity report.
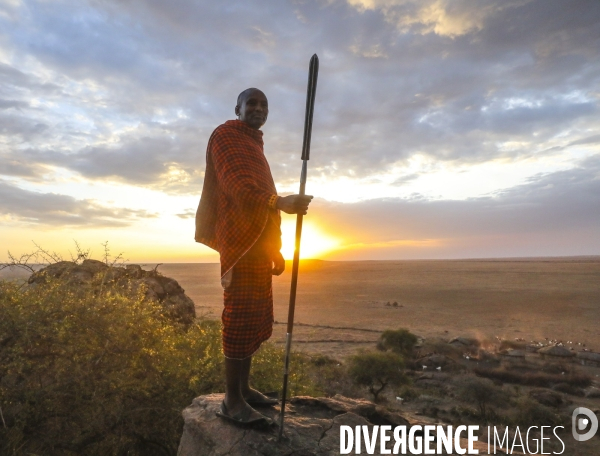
[195,120,281,276]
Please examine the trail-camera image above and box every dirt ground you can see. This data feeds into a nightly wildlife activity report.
[149,257,600,359]
[3,257,598,358]
[3,257,599,453]
[156,258,600,453]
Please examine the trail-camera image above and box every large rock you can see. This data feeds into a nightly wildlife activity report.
[27,260,196,324]
[178,394,516,455]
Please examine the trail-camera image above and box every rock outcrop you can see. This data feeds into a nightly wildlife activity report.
[178,394,515,455]
[28,260,196,324]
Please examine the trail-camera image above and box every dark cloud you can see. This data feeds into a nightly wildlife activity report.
[0,180,158,227]
[0,0,597,189]
[0,113,48,138]
[0,154,47,178]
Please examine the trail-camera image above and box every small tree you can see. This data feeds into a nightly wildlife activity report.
[347,351,407,401]
[456,376,507,422]
[378,328,418,357]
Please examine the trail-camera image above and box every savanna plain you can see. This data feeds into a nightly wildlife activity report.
[2,256,600,454]
[160,257,600,358]
[170,257,600,454]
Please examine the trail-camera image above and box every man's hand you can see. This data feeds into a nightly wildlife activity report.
[276,195,313,215]
[272,251,285,276]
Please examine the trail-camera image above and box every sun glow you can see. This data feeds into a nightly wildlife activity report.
[280,219,340,259]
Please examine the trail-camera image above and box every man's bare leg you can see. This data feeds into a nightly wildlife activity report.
[224,357,244,413]
[240,356,275,402]
[224,357,266,419]
[240,356,252,397]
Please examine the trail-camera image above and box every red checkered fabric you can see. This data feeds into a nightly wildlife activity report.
[222,254,274,359]
[195,120,281,277]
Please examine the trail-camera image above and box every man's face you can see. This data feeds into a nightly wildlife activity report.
[235,90,268,130]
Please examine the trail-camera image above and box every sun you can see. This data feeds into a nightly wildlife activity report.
[280,219,340,259]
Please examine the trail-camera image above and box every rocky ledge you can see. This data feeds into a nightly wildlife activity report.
[28,259,196,324]
[178,394,512,455]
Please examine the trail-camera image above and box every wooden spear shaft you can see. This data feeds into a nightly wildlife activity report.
[278,54,319,440]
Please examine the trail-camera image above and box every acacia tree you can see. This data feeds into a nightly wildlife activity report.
[377,328,418,357]
[456,376,508,422]
[347,351,407,401]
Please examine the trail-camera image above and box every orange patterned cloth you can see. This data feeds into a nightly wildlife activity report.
[222,255,274,359]
[195,120,281,359]
[195,120,281,277]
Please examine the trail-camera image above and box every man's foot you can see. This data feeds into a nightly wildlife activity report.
[243,388,279,406]
[216,401,273,427]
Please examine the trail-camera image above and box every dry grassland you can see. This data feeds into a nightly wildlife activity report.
[155,257,600,359]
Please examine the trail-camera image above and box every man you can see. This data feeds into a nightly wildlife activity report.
[195,88,312,425]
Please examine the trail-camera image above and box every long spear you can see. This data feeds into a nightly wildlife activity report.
[278,54,319,440]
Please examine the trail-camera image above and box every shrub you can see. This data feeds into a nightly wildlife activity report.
[347,351,407,401]
[377,328,418,357]
[455,375,508,422]
[0,275,315,455]
[552,382,585,397]
[418,337,464,360]
[512,397,563,427]
[248,344,317,399]
[396,385,420,401]
[473,367,591,389]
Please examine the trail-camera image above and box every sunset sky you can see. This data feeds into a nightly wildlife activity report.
[1,0,599,262]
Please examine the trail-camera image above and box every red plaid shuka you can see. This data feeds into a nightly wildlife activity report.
[195,120,281,277]
[195,120,281,359]
[222,255,274,359]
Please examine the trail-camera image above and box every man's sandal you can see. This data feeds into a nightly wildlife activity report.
[215,401,274,427]
[245,391,279,407]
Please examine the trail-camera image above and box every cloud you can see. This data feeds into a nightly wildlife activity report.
[0,0,598,267]
[176,209,195,219]
[0,153,48,178]
[314,156,600,258]
[0,180,158,227]
[0,0,597,192]
[345,0,511,37]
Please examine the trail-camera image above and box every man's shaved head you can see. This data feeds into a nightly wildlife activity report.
[235,88,268,130]
[236,88,265,106]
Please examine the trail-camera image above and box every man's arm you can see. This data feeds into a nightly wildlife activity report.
[272,251,285,275]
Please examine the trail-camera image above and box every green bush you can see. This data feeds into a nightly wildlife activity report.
[473,366,591,389]
[347,351,407,401]
[0,275,315,455]
[304,357,359,399]
[512,397,564,427]
[247,343,318,399]
[377,328,418,357]
[455,375,509,423]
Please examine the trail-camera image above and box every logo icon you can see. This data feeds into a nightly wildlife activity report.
[572,407,598,442]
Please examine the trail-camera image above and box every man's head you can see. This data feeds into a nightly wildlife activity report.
[235,88,268,130]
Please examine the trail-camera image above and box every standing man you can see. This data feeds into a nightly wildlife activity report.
[195,88,313,425]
